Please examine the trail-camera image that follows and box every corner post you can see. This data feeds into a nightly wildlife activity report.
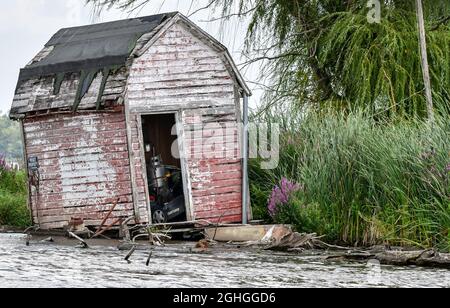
[19,119,35,226]
[242,94,249,225]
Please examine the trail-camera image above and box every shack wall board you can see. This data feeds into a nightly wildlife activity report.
[23,110,134,229]
[127,21,243,223]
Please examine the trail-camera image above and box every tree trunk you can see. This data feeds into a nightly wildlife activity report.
[416,0,434,121]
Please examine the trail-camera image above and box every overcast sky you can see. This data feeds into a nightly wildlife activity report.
[0,0,261,114]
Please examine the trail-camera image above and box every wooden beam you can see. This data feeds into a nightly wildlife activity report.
[124,245,137,263]
[92,217,123,239]
[68,231,89,248]
[124,93,141,223]
[176,111,194,221]
[136,114,152,223]
[19,119,35,227]
[92,198,120,238]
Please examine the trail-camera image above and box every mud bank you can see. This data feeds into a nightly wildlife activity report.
[1,233,449,288]
[2,226,450,269]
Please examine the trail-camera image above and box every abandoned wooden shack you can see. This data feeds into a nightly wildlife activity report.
[10,12,251,230]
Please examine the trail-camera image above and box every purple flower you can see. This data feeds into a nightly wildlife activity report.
[0,153,6,170]
[446,163,450,173]
[268,178,302,217]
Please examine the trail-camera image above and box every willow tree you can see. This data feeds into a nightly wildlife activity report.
[87,0,450,118]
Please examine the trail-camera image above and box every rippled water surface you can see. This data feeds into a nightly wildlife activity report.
[0,234,449,288]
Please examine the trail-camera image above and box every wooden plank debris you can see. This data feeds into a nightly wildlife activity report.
[92,217,123,239]
[68,231,89,248]
[205,225,292,243]
[146,250,153,266]
[124,245,137,263]
[92,198,120,238]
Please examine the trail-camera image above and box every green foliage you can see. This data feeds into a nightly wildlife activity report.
[272,193,326,236]
[86,0,450,118]
[250,111,450,250]
[231,0,450,117]
[0,113,23,159]
[249,178,273,222]
[0,168,27,194]
[0,169,30,228]
[316,8,449,117]
[0,192,30,228]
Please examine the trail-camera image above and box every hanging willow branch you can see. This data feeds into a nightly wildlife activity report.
[86,0,450,118]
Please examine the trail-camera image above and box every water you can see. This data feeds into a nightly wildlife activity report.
[0,234,449,288]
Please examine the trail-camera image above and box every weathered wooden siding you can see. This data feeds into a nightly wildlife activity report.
[182,107,243,222]
[23,109,134,229]
[11,67,128,118]
[127,21,243,223]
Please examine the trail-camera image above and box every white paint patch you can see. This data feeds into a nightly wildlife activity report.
[59,122,117,207]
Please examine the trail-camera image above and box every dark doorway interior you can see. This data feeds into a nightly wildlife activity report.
[142,114,186,223]
[142,114,180,167]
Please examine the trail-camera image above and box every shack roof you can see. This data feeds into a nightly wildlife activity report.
[10,12,250,120]
[18,12,176,81]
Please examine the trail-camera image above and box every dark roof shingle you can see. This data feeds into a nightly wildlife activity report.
[18,12,177,81]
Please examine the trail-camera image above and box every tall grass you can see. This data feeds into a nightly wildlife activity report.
[0,159,30,228]
[250,113,450,251]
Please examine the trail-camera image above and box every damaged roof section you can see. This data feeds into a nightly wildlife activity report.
[10,11,251,120]
[10,12,177,119]
[19,12,175,81]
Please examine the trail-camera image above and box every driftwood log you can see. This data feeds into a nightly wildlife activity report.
[264,232,322,251]
[259,230,337,252]
[249,228,450,269]
[327,249,450,269]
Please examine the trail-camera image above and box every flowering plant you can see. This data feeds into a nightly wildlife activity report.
[268,177,302,217]
[0,153,6,171]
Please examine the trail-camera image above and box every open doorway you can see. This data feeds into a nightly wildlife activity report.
[141,114,187,224]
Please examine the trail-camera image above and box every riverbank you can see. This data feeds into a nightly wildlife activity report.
[249,113,450,251]
[3,226,450,270]
[1,232,449,288]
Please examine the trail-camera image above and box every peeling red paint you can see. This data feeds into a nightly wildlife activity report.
[24,109,133,230]
[17,19,247,230]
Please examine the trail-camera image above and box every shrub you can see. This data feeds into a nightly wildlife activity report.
[0,156,30,228]
[268,178,302,217]
[0,192,29,228]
